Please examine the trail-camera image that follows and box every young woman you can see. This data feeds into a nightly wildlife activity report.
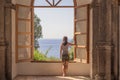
[60,36,74,76]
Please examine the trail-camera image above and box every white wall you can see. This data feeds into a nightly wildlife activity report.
[17,62,90,76]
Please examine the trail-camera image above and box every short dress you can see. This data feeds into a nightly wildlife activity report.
[62,53,69,62]
[61,43,69,61]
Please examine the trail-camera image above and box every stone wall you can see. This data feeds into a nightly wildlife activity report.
[0,0,13,80]
[111,1,119,80]
[0,0,7,80]
[92,0,119,80]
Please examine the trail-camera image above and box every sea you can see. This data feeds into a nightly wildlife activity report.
[38,39,72,59]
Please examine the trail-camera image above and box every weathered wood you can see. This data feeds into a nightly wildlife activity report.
[0,1,6,80]
[0,46,6,80]
[0,2,5,43]
[111,0,119,80]
[0,0,12,80]
[91,0,100,78]
[92,0,119,80]
[4,0,12,79]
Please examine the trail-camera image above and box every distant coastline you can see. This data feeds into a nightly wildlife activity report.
[38,38,73,59]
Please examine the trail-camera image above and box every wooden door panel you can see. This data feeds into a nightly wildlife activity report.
[16,5,34,62]
[74,4,90,63]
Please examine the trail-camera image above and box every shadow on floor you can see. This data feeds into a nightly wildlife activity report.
[14,76,91,80]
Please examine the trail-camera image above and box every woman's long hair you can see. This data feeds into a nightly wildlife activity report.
[62,36,68,46]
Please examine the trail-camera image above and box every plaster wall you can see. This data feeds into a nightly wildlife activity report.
[12,0,17,79]
[17,62,90,76]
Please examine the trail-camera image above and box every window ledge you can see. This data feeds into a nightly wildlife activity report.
[31,60,76,63]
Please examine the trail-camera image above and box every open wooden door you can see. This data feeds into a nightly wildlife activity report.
[16,5,34,62]
[74,4,90,63]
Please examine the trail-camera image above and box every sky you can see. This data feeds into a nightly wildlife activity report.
[34,0,74,39]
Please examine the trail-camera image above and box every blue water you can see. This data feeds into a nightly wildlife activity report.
[38,39,72,59]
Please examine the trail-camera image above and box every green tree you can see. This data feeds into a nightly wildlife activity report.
[69,46,74,60]
[69,39,74,60]
[34,14,43,49]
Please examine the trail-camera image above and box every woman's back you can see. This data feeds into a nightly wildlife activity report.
[61,43,69,54]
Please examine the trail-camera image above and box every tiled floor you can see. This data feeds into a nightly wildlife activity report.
[14,76,91,80]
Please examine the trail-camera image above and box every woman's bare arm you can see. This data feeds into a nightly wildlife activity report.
[68,42,75,46]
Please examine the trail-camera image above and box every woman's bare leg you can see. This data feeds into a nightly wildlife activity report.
[62,62,65,76]
[66,61,68,70]
[65,61,68,75]
[62,61,68,76]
